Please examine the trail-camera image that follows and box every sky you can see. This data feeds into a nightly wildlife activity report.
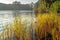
[0,0,38,4]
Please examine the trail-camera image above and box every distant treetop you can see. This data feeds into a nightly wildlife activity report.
[12,1,21,4]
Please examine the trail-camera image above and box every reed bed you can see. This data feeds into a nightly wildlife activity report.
[0,13,60,40]
[35,13,60,40]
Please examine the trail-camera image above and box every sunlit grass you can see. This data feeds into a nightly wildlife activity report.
[35,13,60,40]
[0,13,60,40]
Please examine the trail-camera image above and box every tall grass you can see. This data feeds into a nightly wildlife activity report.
[0,13,60,40]
[35,13,60,40]
[13,17,31,40]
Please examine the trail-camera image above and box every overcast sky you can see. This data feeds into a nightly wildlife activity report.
[0,0,38,4]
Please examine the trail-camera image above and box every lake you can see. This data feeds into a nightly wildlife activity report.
[0,10,36,33]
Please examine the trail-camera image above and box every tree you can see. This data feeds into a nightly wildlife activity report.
[50,1,60,13]
[45,0,57,7]
[13,1,21,5]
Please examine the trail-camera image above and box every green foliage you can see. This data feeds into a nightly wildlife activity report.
[50,1,60,13]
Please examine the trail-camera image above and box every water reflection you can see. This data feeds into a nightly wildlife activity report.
[12,10,21,17]
[0,10,35,32]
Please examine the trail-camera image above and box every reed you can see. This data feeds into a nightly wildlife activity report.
[35,13,60,40]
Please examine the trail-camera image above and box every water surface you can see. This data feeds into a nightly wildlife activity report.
[0,10,36,33]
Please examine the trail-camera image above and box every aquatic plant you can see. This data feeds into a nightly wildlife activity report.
[35,13,60,40]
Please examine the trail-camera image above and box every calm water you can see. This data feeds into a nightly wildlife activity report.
[0,10,36,33]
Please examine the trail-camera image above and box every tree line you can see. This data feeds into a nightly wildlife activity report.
[0,1,32,10]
